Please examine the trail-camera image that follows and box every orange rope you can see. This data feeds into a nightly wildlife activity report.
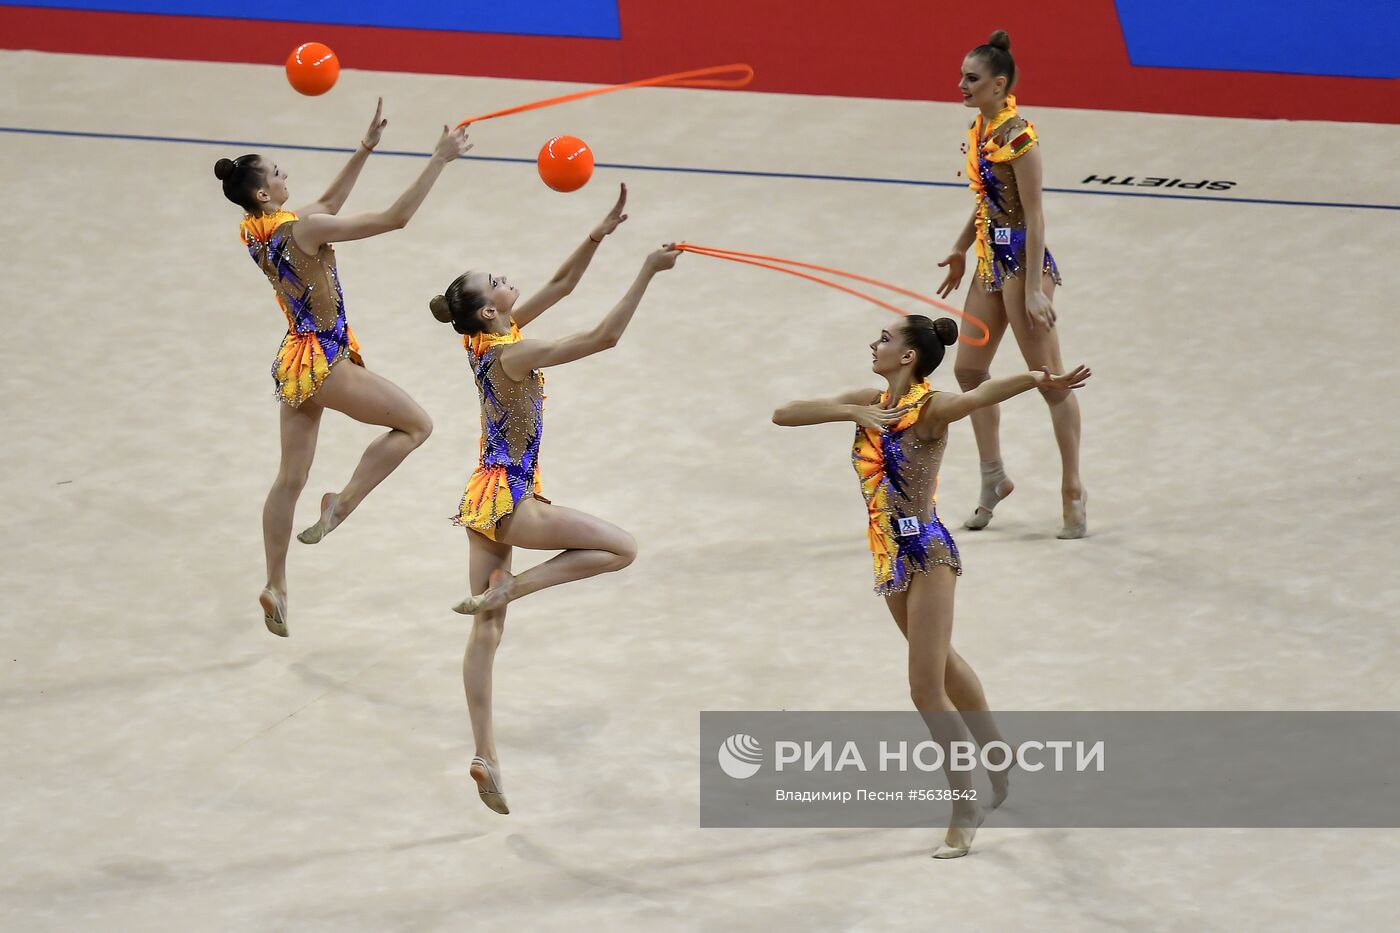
[674,243,990,346]
[456,64,754,127]
[678,246,916,319]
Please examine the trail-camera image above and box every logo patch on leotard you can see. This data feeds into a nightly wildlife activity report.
[897,517,920,537]
[993,227,1012,245]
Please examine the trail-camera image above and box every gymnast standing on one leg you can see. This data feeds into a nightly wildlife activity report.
[427,186,679,813]
[936,30,1088,538]
[214,100,471,636]
[772,314,1089,856]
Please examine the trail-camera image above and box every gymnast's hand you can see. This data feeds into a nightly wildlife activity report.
[433,125,473,163]
[645,243,681,273]
[936,251,966,299]
[1032,365,1091,392]
[1026,288,1056,330]
[591,183,629,240]
[361,97,387,151]
[848,402,913,430]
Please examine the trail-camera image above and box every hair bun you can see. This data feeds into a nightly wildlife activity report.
[933,317,959,347]
[214,158,236,181]
[988,29,1011,51]
[429,294,454,324]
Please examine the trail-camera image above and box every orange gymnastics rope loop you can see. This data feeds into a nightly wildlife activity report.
[456,63,755,127]
[673,243,991,346]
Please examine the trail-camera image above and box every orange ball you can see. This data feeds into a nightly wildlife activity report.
[537,136,594,192]
[286,42,340,96]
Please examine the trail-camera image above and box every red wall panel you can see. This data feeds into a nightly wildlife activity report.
[3,1,1397,122]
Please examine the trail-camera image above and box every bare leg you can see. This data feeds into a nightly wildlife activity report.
[953,285,1014,530]
[463,530,512,814]
[886,586,1009,807]
[1000,273,1086,537]
[944,650,1010,807]
[902,568,985,857]
[298,363,433,543]
[259,398,323,634]
[453,498,636,614]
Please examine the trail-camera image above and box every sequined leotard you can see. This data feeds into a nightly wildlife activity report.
[240,210,362,406]
[852,382,961,595]
[454,322,546,540]
[965,95,1063,292]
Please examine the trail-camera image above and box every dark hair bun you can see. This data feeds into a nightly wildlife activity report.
[214,158,236,181]
[429,295,454,324]
[988,29,1011,51]
[933,317,958,346]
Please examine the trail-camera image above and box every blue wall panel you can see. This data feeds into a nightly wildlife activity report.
[1115,0,1399,79]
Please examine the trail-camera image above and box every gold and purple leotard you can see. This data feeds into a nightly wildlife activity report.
[852,382,961,596]
[965,95,1063,292]
[240,210,362,406]
[453,322,546,540]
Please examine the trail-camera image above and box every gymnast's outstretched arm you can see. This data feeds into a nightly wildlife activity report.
[918,365,1091,438]
[499,244,679,379]
[293,97,389,217]
[514,184,630,328]
[772,389,905,429]
[293,124,471,251]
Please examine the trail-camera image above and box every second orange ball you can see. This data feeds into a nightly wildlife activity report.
[537,136,594,192]
[286,42,340,96]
